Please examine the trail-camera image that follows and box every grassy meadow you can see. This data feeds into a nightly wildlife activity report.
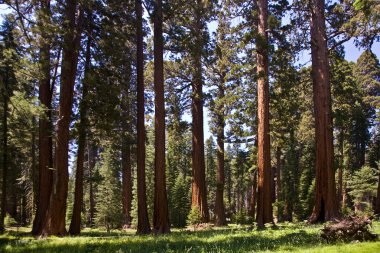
[0,222,379,253]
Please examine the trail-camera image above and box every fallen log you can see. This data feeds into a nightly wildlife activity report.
[321,215,377,242]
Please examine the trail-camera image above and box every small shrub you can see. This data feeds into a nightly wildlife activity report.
[4,214,17,227]
[187,206,202,230]
[232,210,253,225]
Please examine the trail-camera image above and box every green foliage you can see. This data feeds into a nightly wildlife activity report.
[4,214,17,227]
[232,209,252,225]
[348,165,379,212]
[170,175,191,228]
[95,148,123,232]
[205,137,216,214]
[187,206,202,228]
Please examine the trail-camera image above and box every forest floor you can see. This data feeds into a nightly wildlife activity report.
[0,222,379,253]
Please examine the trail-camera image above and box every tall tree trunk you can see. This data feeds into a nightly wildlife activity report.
[276,147,283,222]
[337,130,344,206]
[256,0,273,228]
[40,0,83,236]
[308,0,339,223]
[153,0,170,234]
[31,117,37,220]
[69,16,92,235]
[136,0,151,234]
[121,62,133,228]
[88,143,96,227]
[248,170,257,219]
[0,76,9,234]
[32,0,54,236]
[191,0,209,223]
[215,86,226,226]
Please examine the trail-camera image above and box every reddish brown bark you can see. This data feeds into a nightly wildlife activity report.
[69,18,92,235]
[308,0,339,223]
[32,0,54,236]
[191,0,209,223]
[153,0,170,234]
[256,0,273,228]
[215,86,226,226]
[136,0,151,234]
[40,0,83,236]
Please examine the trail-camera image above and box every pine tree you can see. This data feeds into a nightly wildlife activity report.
[95,148,123,232]
[0,19,18,233]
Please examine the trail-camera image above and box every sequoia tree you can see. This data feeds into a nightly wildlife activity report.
[32,0,54,236]
[153,0,170,234]
[191,0,209,223]
[40,0,83,236]
[256,0,273,228]
[136,0,151,234]
[308,0,339,223]
[69,12,92,235]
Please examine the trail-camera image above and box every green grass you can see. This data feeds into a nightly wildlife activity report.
[0,222,379,253]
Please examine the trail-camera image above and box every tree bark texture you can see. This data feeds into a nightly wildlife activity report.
[153,0,170,234]
[308,0,339,223]
[215,85,226,226]
[256,0,273,228]
[136,0,151,234]
[32,0,54,236]
[191,0,209,223]
[40,0,83,236]
[69,16,92,235]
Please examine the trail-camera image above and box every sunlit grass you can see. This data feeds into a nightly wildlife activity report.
[0,222,378,253]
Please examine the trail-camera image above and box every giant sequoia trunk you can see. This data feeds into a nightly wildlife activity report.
[308,0,339,223]
[191,0,209,223]
[136,0,151,235]
[32,0,54,236]
[40,0,83,236]
[69,18,92,235]
[153,0,170,234]
[215,86,226,226]
[256,0,273,228]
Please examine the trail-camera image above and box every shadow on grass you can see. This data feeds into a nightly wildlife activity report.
[0,228,324,253]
